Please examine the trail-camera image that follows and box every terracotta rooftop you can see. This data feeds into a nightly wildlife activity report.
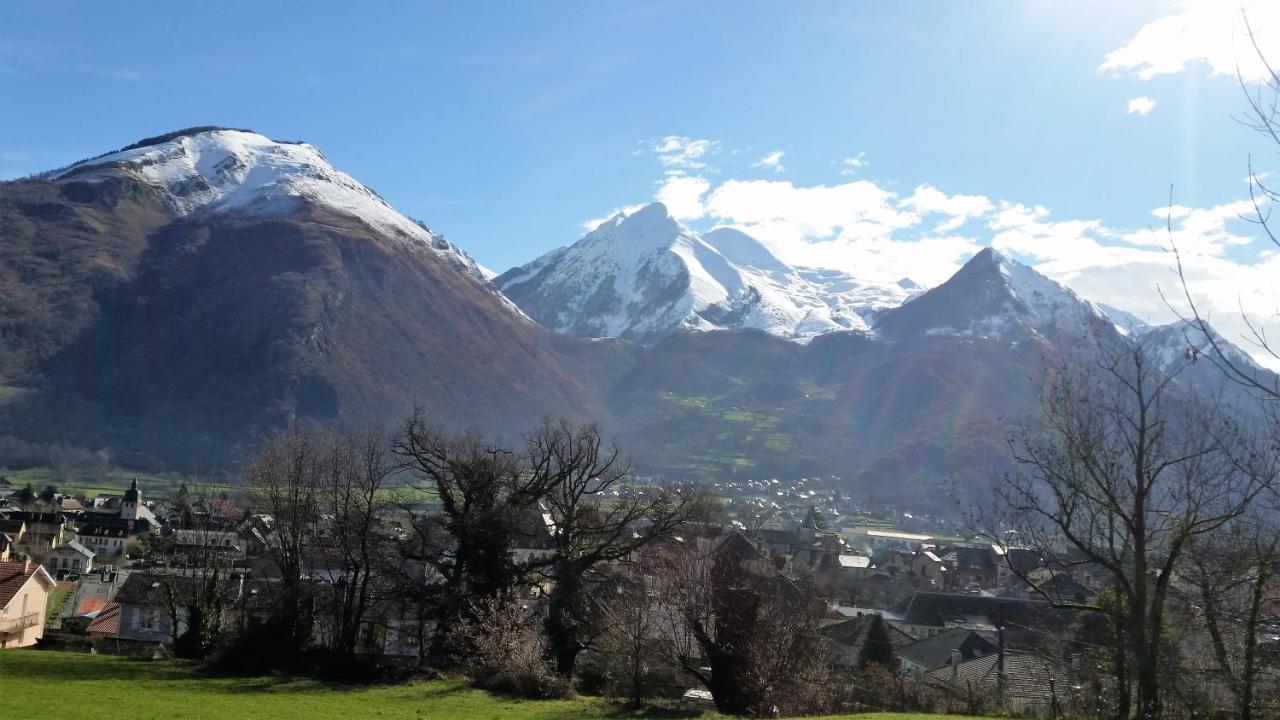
[86,602,119,635]
[0,560,43,609]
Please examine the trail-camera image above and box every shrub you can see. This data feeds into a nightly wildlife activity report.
[457,591,573,700]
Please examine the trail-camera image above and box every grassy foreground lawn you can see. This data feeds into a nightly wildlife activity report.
[0,650,977,720]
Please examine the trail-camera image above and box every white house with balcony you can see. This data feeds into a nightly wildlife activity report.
[0,558,56,648]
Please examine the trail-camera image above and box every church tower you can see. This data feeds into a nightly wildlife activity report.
[121,479,142,521]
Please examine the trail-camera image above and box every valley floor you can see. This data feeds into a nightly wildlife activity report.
[0,649,985,720]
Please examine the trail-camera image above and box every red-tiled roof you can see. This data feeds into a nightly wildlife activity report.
[86,602,119,635]
[0,560,39,609]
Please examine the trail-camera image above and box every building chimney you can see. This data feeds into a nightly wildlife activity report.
[951,649,961,679]
[23,556,30,574]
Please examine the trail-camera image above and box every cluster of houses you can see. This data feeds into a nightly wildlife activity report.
[0,473,1105,714]
[0,480,158,579]
[686,520,1086,715]
[0,479,224,650]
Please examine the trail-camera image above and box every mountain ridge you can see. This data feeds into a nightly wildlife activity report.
[0,128,599,468]
[1,128,1273,517]
[497,201,912,343]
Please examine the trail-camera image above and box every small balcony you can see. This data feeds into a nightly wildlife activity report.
[0,612,40,634]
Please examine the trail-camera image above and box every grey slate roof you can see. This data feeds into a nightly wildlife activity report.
[925,650,1071,704]
[897,627,996,670]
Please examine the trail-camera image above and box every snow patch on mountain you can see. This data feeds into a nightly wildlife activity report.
[996,251,1111,333]
[1133,321,1262,374]
[1098,303,1148,336]
[497,203,913,342]
[50,129,488,279]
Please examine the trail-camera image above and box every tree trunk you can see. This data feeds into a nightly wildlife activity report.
[545,564,584,676]
[1240,560,1272,720]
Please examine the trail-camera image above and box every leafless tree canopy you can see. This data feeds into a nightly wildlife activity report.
[986,345,1273,720]
[1171,11,1280,401]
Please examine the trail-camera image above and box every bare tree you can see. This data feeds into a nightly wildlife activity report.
[1184,510,1280,720]
[392,413,548,665]
[990,346,1270,720]
[246,427,324,651]
[652,533,831,717]
[158,480,238,659]
[318,427,394,656]
[1169,11,1280,400]
[383,507,447,665]
[527,418,711,678]
[598,573,661,708]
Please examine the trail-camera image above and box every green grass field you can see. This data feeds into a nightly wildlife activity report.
[1,466,229,499]
[0,650,984,720]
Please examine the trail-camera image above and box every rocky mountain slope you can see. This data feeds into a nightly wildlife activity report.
[0,127,602,468]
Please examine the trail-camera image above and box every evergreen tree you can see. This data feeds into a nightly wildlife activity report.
[858,614,897,671]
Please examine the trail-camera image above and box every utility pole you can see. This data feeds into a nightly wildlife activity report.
[997,621,1007,699]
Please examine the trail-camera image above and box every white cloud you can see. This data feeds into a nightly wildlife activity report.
[979,195,1280,368]
[840,153,867,176]
[1120,199,1256,255]
[900,185,993,232]
[613,131,1280,366]
[655,175,711,220]
[651,135,718,171]
[752,150,786,173]
[703,179,915,240]
[664,177,991,285]
[1127,96,1157,115]
[1102,1,1280,82]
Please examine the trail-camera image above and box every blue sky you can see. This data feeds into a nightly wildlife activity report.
[3,1,1280,353]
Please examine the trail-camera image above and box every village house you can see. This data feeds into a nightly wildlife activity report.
[896,627,997,674]
[86,602,121,640]
[0,558,56,648]
[820,612,916,670]
[0,510,67,562]
[75,523,132,560]
[74,480,159,560]
[45,539,95,579]
[170,529,242,563]
[108,572,261,649]
[886,591,1075,641]
[113,572,206,644]
[910,549,947,582]
[924,649,1071,716]
[937,543,1001,589]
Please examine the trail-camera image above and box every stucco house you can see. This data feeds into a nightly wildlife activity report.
[0,558,56,648]
[46,540,95,579]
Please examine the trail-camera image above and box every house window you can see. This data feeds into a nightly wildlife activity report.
[140,608,160,630]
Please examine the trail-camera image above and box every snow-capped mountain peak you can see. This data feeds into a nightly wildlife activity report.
[991,248,1109,329]
[497,202,912,342]
[876,246,1115,342]
[701,227,792,275]
[49,127,487,278]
